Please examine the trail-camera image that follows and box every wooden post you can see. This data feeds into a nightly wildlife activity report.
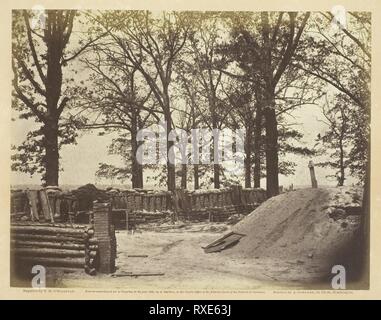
[45,187,61,221]
[26,190,40,221]
[231,185,243,206]
[195,194,201,211]
[308,161,318,188]
[93,201,116,273]
[125,211,129,231]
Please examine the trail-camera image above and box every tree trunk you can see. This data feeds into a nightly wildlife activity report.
[253,105,262,188]
[130,113,143,189]
[44,122,59,186]
[213,164,220,189]
[166,113,176,191]
[193,164,199,189]
[44,26,64,187]
[131,138,143,188]
[264,104,279,198]
[244,125,252,188]
[338,137,345,186]
[212,118,220,189]
[181,164,187,189]
[359,154,370,286]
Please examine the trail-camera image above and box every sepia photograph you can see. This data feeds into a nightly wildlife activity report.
[6,3,372,293]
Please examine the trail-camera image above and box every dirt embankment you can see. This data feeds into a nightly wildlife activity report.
[218,187,363,282]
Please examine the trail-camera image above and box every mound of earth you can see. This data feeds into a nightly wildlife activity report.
[213,187,364,281]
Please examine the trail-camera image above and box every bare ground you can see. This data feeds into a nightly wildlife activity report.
[36,222,338,290]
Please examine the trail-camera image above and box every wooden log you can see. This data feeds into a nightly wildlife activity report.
[11,225,89,236]
[148,195,155,212]
[26,190,40,221]
[160,195,166,211]
[84,242,90,265]
[155,196,161,212]
[121,195,127,209]
[11,212,27,218]
[125,211,129,231]
[15,256,85,268]
[11,240,97,251]
[12,247,97,258]
[12,233,91,243]
[308,160,318,188]
[127,254,148,258]
[217,193,222,206]
[226,191,232,205]
[194,195,200,211]
[13,247,86,257]
[111,272,165,277]
[141,195,147,211]
[54,198,61,219]
[39,190,54,222]
[125,195,132,213]
[11,192,29,214]
[85,265,97,275]
[207,194,212,208]
[11,221,90,229]
[135,194,142,210]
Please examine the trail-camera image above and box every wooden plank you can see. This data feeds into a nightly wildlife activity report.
[127,255,148,258]
[111,272,164,277]
[202,231,246,249]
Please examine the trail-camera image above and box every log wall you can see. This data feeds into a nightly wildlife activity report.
[11,200,117,275]
[11,185,267,226]
[11,222,98,275]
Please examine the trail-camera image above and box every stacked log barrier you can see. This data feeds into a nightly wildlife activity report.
[10,185,108,224]
[11,186,267,228]
[106,187,266,224]
[112,209,170,230]
[109,190,173,229]
[179,186,266,222]
[11,222,98,274]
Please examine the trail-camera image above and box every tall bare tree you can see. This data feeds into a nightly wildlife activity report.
[297,12,370,182]
[77,35,159,188]
[187,13,226,188]
[12,10,102,185]
[219,12,310,196]
[91,11,193,191]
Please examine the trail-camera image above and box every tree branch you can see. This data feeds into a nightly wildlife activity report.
[22,10,46,84]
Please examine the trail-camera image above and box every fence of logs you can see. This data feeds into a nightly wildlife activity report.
[11,185,267,228]
[109,185,267,226]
